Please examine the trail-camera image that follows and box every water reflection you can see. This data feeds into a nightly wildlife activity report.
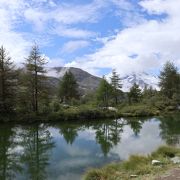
[58,124,80,145]
[0,125,22,180]
[19,124,55,180]
[0,115,179,180]
[93,119,124,156]
[159,114,180,146]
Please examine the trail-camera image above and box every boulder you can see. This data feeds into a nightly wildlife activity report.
[171,156,180,164]
[152,160,161,165]
[130,175,138,178]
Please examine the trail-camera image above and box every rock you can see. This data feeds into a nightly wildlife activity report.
[177,105,180,110]
[107,107,118,112]
[130,175,138,178]
[171,156,180,164]
[152,160,161,165]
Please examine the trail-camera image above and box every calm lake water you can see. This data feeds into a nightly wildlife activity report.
[0,114,180,180]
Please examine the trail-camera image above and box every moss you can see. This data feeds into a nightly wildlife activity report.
[84,146,180,180]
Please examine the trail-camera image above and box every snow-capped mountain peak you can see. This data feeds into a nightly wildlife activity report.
[121,72,159,92]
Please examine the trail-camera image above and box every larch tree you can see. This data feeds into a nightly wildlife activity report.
[159,61,180,100]
[24,44,47,113]
[96,76,113,107]
[110,69,122,105]
[0,46,16,113]
[128,83,142,104]
[58,71,79,104]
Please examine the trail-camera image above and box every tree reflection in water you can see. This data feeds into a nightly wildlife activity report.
[1,115,180,180]
[0,125,22,180]
[20,124,55,180]
[93,119,123,156]
[58,123,80,145]
[57,118,147,156]
[159,114,180,146]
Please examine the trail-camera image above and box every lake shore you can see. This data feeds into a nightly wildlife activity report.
[0,105,179,123]
[84,146,180,180]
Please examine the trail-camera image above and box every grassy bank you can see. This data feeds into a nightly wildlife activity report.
[84,146,180,180]
[0,103,179,122]
[0,106,117,123]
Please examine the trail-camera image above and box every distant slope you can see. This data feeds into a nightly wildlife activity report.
[47,67,159,95]
[48,67,102,95]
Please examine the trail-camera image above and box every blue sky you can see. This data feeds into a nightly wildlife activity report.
[0,0,180,76]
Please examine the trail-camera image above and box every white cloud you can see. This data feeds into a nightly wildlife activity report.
[24,0,107,32]
[0,0,31,64]
[111,119,165,160]
[66,0,180,76]
[61,40,90,53]
[52,26,96,39]
[1,0,180,76]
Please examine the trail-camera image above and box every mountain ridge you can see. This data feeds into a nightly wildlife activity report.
[47,67,159,94]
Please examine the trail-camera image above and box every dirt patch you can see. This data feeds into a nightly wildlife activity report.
[155,168,180,180]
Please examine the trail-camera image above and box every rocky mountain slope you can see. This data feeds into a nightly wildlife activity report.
[47,67,159,94]
[47,67,102,95]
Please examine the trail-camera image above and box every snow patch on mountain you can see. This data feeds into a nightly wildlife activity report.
[121,72,159,92]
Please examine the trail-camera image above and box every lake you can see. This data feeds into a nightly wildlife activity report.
[0,114,180,180]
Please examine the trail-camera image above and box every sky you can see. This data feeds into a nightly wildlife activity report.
[0,0,180,77]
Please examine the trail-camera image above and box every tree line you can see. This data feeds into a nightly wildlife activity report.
[0,44,180,115]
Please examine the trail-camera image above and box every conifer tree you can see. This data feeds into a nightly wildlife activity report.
[110,69,122,105]
[24,44,47,113]
[96,77,113,107]
[0,46,16,113]
[128,83,142,104]
[58,71,79,103]
[159,61,180,99]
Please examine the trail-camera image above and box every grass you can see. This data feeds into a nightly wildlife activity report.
[1,102,179,122]
[84,146,180,180]
[118,104,160,117]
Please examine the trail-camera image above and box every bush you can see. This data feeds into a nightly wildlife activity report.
[118,105,157,117]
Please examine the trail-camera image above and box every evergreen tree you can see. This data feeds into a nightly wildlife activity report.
[0,46,16,113]
[58,71,79,103]
[143,85,156,99]
[24,44,47,113]
[159,61,180,99]
[110,69,122,105]
[96,77,113,107]
[128,83,142,104]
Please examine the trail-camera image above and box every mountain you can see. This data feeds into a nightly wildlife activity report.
[47,67,159,95]
[47,67,102,95]
[121,72,159,92]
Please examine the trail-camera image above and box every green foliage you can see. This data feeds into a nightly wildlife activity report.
[23,44,47,113]
[0,46,16,113]
[119,104,158,117]
[151,146,180,158]
[96,77,113,107]
[128,83,142,104]
[110,69,122,105]
[159,61,180,100]
[1,45,180,118]
[58,71,79,104]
